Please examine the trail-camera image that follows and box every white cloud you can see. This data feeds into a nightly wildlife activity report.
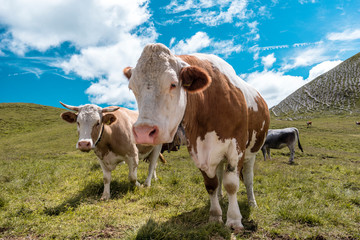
[171,31,242,56]
[193,0,248,26]
[327,29,360,41]
[282,46,328,71]
[307,60,342,81]
[211,40,242,57]
[299,0,316,4]
[85,78,137,109]
[243,70,306,108]
[0,0,157,107]
[58,25,157,106]
[246,21,260,41]
[0,0,151,54]
[165,0,196,13]
[171,32,211,54]
[260,44,289,50]
[243,59,343,107]
[261,53,276,69]
[165,0,249,27]
[169,37,176,47]
[165,0,230,14]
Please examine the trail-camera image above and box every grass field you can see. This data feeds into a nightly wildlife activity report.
[0,103,359,239]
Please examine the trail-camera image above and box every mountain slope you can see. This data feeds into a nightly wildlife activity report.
[271,52,360,118]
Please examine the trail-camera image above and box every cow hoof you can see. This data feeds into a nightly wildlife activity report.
[249,200,257,208]
[131,181,141,187]
[226,219,244,233]
[100,194,110,201]
[209,215,223,223]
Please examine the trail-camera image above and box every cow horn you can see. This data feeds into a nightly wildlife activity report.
[102,107,120,113]
[60,101,79,112]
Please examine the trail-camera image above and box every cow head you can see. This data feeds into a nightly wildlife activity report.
[60,102,119,152]
[123,43,211,145]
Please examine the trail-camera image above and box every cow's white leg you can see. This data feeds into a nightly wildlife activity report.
[144,145,161,187]
[242,154,257,207]
[216,161,225,198]
[224,169,243,231]
[126,155,140,187]
[201,171,223,223]
[98,159,112,200]
[209,190,222,222]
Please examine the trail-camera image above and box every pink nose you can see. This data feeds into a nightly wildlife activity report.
[78,141,92,152]
[133,125,159,144]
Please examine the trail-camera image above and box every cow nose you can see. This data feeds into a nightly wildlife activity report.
[132,125,159,145]
[78,141,92,152]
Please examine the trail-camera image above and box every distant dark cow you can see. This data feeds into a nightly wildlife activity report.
[60,102,164,200]
[306,121,312,128]
[161,124,187,153]
[261,127,303,164]
[356,121,360,125]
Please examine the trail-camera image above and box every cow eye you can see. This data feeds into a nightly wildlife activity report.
[96,121,100,126]
[77,122,80,127]
[170,83,177,90]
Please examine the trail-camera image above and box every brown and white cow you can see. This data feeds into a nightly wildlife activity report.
[123,44,270,231]
[60,102,163,200]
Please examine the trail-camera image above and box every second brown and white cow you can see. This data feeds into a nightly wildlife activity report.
[123,43,270,231]
[60,102,163,200]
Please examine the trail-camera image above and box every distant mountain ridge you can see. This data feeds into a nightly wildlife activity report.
[271,52,360,119]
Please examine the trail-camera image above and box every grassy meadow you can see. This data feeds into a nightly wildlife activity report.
[0,103,359,239]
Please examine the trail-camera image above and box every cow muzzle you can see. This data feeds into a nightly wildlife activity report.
[77,140,92,152]
[132,125,159,145]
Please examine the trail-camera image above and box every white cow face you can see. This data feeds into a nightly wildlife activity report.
[60,103,118,152]
[124,43,211,145]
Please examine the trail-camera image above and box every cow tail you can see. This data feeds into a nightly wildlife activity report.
[158,153,167,164]
[295,128,304,152]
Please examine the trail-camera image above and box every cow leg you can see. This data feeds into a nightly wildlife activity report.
[261,147,266,161]
[98,159,112,200]
[144,145,161,187]
[242,154,257,207]
[126,155,140,187]
[267,148,271,160]
[201,170,223,223]
[288,144,295,164]
[224,168,243,231]
[216,161,225,198]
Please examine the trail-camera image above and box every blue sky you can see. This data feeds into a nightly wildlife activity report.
[1,0,360,109]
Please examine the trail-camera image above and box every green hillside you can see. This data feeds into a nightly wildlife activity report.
[0,103,359,239]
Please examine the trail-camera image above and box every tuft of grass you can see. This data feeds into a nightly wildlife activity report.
[0,103,359,239]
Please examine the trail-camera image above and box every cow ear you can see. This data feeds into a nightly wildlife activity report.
[123,67,132,80]
[61,112,77,123]
[180,66,211,93]
[102,113,117,125]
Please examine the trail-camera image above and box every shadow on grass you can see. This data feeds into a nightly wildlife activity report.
[43,180,136,216]
[135,199,257,240]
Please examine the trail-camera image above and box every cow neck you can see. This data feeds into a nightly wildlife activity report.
[94,124,105,147]
[181,58,249,155]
